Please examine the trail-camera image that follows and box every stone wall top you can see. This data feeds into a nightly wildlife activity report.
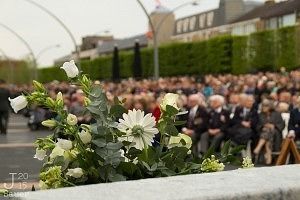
[19,165,300,200]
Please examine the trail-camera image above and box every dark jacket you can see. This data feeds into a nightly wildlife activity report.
[0,87,10,112]
[186,106,209,136]
[230,106,258,130]
[288,108,300,140]
[207,108,230,133]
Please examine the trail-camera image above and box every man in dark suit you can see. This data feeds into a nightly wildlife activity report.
[200,95,230,153]
[287,97,300,141]
[182,94,208,154]
[228,94,258,145]
[0,80,10,134]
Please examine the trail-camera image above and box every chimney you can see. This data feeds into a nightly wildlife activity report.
[265,0,275,5]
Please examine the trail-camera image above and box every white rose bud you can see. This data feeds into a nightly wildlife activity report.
[168,133,192,149]
[34,148,46,161]
[56,138,73,151]
[78,130,92,144]
[161,93,179,111]
[49,146,65,160]
[8,95,28,113]
[66,168,83,178]
[41,119,56,128]
[67,114,78,126]
[61,60,79,78]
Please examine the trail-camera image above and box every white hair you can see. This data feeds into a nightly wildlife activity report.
[209,95,225,105]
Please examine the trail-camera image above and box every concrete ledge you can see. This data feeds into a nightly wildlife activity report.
[20,165,300,200]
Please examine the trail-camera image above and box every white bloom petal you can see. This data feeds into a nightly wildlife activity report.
[56,138,72,151]
[8,95,28,113]
[117,109,158,150]
[49,146,65,160]
[67,114,78,126]
[161,93,179,111]
[34,149,46,161]
[66,168,83,178]
[61,60,79,78]
[78,130,92,144]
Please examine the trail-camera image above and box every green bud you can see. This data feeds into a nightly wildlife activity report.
[56,92,64,107]
[46,97,56,108]
[33,80,45,92]
[42,119,57,128]
[83,97,91,106]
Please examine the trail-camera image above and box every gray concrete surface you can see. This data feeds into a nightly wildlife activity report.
[18,165,300,200]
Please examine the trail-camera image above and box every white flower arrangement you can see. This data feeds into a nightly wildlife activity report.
[12,60,243,189]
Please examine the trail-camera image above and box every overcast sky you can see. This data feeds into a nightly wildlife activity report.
[0,0,265,67]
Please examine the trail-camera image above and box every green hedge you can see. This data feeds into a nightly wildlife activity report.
[37,26,300,82]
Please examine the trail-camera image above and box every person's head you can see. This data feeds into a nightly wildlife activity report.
[229,93,239,105]
[261,99,273,114]
[209,95,225,110]
[241,94,255,109]
[187,94,200,108]
[277,102,289,113]
[294,96,300,109]
[278,91,291,104]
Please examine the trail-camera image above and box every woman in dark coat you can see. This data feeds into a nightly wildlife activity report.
[254,99,284,165]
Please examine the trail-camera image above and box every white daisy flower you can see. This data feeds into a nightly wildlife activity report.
[117,109,159,150]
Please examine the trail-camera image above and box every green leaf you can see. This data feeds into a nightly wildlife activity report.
[117,162,138,176]
[87,106,102,116]
[221,140,231,156]
[106,142,123,150]
[92,139,106,148]
[165,124,179,136]
[110,104,127,118]
[166,105,179,116]
[230,145,245,155]
[173,120,187,126]
[202,145,215,161]
[90,87,102,98]
[108,173,126,182]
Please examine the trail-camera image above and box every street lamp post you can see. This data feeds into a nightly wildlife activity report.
[21,0,80,68]
[0,48,14,83]
[0,22,37,81]
[136,0,159,80]
[136,0,201,80]
[155,0,201,33]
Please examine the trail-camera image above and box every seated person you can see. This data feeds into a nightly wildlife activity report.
[287,97,300,141]
[200,95,230,153]
[254,99,284,165]
[182,94,208,154]
[228,94,258,145]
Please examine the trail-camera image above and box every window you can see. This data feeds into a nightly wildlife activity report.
[282,14,296,27]
[207,12,214,27]
[199,14,206,29]
[176,20,183,34]
[182,18,190,32]
[189,16,196,31]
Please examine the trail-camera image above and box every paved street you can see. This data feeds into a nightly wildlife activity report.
[0,114,50,191]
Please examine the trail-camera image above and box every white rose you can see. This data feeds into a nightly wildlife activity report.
[49,146,65,159]
[66,168,83,178]
[161,93,179,111]
[33,148,46,161]
[56,138,73,151]
[8,95,28,113]
[78,130,92,144]
[168,133,192,150]
[67,114,78,126]
[61,60,79,78]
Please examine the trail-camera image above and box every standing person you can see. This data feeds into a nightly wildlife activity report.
[0,80,10,134]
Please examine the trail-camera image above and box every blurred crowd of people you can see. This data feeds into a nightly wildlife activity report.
[5,68,300,164]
